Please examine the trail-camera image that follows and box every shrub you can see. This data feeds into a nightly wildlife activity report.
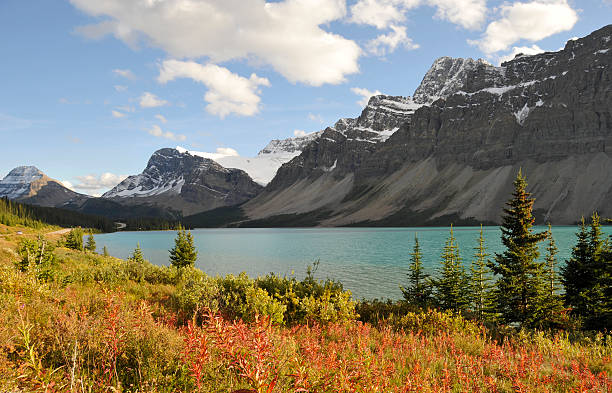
[386,308,482,337]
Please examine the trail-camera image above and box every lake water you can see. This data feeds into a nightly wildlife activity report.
[93,226,610,300]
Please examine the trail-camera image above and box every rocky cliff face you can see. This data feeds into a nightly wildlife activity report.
[244,25,612,226]
[0,166,86,207]
[103,148,263,217]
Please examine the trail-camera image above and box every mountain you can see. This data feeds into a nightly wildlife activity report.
[102,148,263,217]
[0,166,86,207]
[237,25,612,226]
[177,131,323,185]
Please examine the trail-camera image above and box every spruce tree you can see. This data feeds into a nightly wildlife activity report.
[401,233,431,308]
[169,226,197,268]
[85,233,96,253]
[491,170,548,326]
[583,213,610,329]
[433,225,469,312]
[539,224,564,328]
[470,225,495,322]
[561,217,590,314]
[129,243,146,263]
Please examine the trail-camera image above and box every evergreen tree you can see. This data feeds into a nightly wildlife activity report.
[65,227,84,251]
[169,226,197,268]
[103,246,110,257]
[129,243,146,263]
[85,233,96,253]
[561,217,590,314]
[433,225,469,312]
[469,225,495,322]
[562,214,612,329]
[490,170,548,327]
[539,224,564,328]
[401,233,431,308]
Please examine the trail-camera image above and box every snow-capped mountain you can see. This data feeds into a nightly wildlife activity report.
[177,131,323,186]
[103,148,263,216]
[0,166,45,199]
[0,166,85,207]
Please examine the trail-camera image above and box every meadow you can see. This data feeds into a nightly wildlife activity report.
[0,220,610,392]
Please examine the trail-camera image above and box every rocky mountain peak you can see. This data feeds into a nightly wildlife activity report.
[0,166,45,199]
[412,56,502,104]
[258,132,323,155]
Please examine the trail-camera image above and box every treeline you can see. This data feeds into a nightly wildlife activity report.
[0,197,114,231]
[383,170,611,331]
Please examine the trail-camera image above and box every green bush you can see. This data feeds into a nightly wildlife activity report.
[15,237,56,281]
[386,309,482,337]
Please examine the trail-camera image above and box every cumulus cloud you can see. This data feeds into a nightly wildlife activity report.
[111,110,127,118]
[70,0,361,86]
[351,87,383,107]
[60,180,74,190]
[155,114,167,123]
[158,60,270,118]
[71,173,128,195]
[294,130,307,137]
[498,44,545,65]
[147,124,186,141]
[471,0,578,54]
[112,68,135,79]
[139,92,168,108]
[350,0,486,30]
[366,25,419,56]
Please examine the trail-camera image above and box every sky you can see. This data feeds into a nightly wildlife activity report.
[0,0,610,196]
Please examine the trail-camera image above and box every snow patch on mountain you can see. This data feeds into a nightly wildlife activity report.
[0,166,44,199]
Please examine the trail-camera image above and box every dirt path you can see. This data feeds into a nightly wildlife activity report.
[46,228,72,236]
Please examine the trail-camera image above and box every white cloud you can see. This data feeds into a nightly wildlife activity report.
[111,110,126,118]
[158,59,270,118]
[155,114,167,123]
[366,25,419,56]
[471,0,578,54]
[177,146,239,160]
[71,0,361,86]
[114,85,127,92]
[60,180,74,190]
[308,113,324,124]
[294,130,307,137]
[427,0,487,30]
[349,0,486,30]
[116,105,135,112]
[498,44,545,64]
[112,68,135,79]
[351,87,383,107]
[139,92,168,108]
[71,173,128,194]
[147,124,186,141]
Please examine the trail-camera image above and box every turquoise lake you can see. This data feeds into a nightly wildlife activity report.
[93,226,611,300]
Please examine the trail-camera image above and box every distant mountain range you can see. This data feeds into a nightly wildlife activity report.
[2,24,611,226]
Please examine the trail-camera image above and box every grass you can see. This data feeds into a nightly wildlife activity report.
[0,223,610,392]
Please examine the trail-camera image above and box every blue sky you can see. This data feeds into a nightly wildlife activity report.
[1,0,610,195]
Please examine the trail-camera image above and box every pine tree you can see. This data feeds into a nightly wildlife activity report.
[491,170,548,327]
[129,243,146,263]
[401,233,431,308]
[85,233,96,252]
[169,226,197,268]
[470,225,495,322]
[103,246,110,257]
[562,214,612,329]
[562,217,590,314]
[65,227,84,251]
[539,224,564,328]
[433,225,469,312]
